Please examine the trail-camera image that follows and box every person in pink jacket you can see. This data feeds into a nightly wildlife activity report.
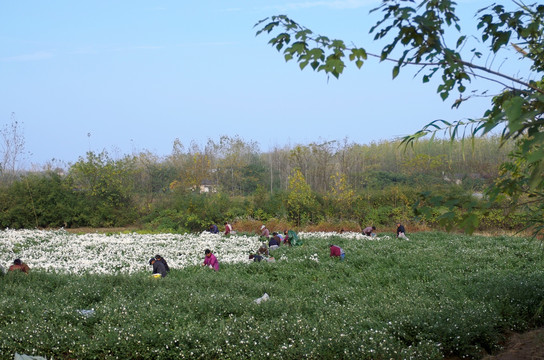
[202,249,219,271]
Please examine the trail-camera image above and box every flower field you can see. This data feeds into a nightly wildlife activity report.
[1,230,544,359]
[1,229,262,274]
[0,229,381,274]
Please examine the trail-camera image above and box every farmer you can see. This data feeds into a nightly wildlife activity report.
[257,242,269,257]
[224,222,233,235]
[268,233,281,250]
[396,223,409,240]
[203,249,219,271]
[284,229,301,246]
[149,257,167,277]
[8,259,30,274]
[363,226,376,237]
[282,230,291,246]
[249,254,264,262]
[209,224,219,234]
[329,244,345,260]
[260,225,270,239]
[155,255,170,272]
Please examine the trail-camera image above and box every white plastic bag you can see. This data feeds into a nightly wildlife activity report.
[254,293,270,304]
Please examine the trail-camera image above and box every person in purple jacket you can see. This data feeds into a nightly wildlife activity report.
[202,249,219,271]
[363,226,376,237]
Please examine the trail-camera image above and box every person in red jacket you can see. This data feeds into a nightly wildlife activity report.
[329,244,345,261]
[8,259,30,274]
[224,222,233,235]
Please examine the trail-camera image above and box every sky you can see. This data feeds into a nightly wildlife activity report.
[0,0,524,168]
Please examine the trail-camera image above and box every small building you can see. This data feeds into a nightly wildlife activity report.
[199,179,217,193]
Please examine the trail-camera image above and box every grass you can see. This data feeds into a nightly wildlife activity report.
[1,232,544,359]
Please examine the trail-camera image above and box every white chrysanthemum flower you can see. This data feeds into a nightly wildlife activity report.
[0,229,263,274]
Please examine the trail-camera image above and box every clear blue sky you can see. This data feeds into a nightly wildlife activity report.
[0,0,517,167]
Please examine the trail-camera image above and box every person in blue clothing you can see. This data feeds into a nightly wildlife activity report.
[209,224,219,234]
[149,257,167,277]
[155,255,170,272]
[249,254,264,262]
[268,233,281,250]
[396,223,409,240]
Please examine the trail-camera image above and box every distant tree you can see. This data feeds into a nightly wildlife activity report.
[170,140,213,194]
[256,1,544,234]
[287,168,319,225]
[240,161,267,194]
[184,153,212,192]
[309,141,336,193]
[326,172,356,220]
[67,151,137,226]
[0,112,26,181]
[214,135,261,195]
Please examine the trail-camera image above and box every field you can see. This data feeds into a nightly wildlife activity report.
[1,230,544,359]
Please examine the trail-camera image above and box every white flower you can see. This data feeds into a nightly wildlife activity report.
[0,229,262,274]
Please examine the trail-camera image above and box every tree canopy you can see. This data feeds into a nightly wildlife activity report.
[256,0,544,235]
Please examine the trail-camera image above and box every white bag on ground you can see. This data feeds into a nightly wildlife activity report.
[14,354,47,360]
[254,293,270,304]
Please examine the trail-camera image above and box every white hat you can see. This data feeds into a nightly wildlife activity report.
[260,225,265,230]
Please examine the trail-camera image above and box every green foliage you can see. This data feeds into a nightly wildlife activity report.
[67,151,138,227]
[248,187,287,222]
[412,185,531,233]
[325,172,355,220]
[131,152,178,199]
[213,136,265,196]
[287,169,320,225]
[1,233,544,359]
[144,209,183,233]
[144,191,249,233]
[0,136,523,232]
[0,172,81,228]
[256,2,544,235]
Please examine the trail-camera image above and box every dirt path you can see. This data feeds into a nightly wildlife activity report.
[483,328,544,360]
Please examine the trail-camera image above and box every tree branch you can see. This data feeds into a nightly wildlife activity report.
[454,58,544,95]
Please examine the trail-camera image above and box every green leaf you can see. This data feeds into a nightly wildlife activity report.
[456,35,466,48]
[529,160,544,189]
[392,66,399,79]
[460,213,479,234]
[504,96,525,133]
[526,150,544,164]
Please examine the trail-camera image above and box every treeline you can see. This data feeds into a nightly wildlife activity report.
[0,135,519,232]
